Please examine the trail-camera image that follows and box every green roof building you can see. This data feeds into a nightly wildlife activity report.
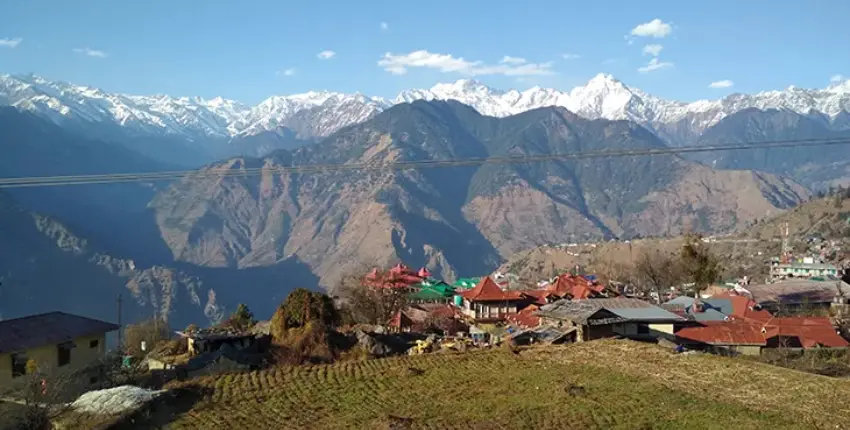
[409,280,456,303]
[453,278,481,290]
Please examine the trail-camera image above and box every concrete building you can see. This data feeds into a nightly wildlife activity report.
[770,261,840,279]
[0,312,118,388]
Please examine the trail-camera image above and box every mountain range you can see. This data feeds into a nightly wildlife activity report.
[2,73,850,168]
[151,101,807,290]
[1,72,847,325]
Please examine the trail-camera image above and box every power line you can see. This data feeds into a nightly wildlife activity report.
[1,136,848,189]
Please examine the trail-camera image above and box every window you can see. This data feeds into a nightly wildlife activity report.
[89,339,99,349]
[57,342,74,367]
[10,352,27,378]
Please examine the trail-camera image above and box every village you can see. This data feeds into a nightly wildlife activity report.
[2,232,850,428]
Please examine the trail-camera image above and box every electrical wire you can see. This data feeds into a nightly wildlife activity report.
[0,136,848,189]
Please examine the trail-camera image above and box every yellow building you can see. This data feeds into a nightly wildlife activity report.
[0,311,118,389]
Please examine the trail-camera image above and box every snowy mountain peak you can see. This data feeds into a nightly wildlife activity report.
[431,79,495,94]
[2,72,850,147]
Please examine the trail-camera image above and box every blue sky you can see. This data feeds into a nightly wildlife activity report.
[1,0,848,104]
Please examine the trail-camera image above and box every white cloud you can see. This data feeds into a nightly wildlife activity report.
[500,55,527,65]
[630,19,673,38]
[73,47,107,58]
[637,57,673,73]
[561,53,581,60]
[378,50,555,77]
[831,74,845,84]
[277,68,296,77]
[0,38,22,48]
[317,50,336,60]
[708,80,734,89]
[642,44,663,57]
[380,22,389,31]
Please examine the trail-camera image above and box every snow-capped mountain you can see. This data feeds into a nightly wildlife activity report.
[2,72,850,148]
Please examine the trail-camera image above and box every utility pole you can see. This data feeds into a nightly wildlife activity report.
[116,294,123,352]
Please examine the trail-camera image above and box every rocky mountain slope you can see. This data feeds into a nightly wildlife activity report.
[0,191,218,325]
[151,101,808,288]
[0,109,318,325]
[689,108,850,188]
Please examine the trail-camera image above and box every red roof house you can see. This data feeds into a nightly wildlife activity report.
[458,277,531,322]
[547,274,607,300]
[676,315,848,355]
[365,263,425,289]
[506,305,541,329]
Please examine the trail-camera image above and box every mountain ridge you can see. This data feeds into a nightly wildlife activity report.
[151,101,809,288]
[3,72,849,148]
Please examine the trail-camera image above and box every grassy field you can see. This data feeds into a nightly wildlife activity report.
[107,340,850,429]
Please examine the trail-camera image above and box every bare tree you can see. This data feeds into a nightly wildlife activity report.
[336,269,411,326]
[635,249,683,300]
[0,366,79,430]
[123,317,171,357]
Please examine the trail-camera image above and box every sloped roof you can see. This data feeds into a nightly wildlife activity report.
[740,280,849,306]
[453,278,481,289]
[761,317,849,348]
[663,296,770,322]
[507,305,541,328]
[0,311,119,354]
[409,282,455,300]
[538,298,684,324]
[676,316,849,348]
[676,321,767,346]
[460,277,526,302]
[547,274,606,299]
[521,289,555,306]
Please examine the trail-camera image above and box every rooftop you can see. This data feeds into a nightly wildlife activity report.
[538,298,685,324]
[0,311,119,354]
[676,317,849,348]
[738,279,849,306]
[460,277,527,302]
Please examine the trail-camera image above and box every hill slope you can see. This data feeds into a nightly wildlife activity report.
[745,194,850,241]
[0,191,219,325]
[117,341,847,429]
[151,101,808,288]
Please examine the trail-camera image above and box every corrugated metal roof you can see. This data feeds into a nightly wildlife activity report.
[608,307,685,322]
[0,311,119,354]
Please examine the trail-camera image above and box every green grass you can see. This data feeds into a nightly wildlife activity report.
[118,340,850,429]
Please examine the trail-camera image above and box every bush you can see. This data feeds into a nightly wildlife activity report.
[270,289,339,343]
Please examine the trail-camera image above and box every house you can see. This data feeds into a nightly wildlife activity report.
[545,274,608,300]
[180,343,264,378]
[770,261,840,279]
[178,327,259,356]
[453,278,481,290]
[730,280,849,314]
[662,294,773,323]
[365,263,428,290]
[0,312,118,388]
[457,277,530,322]
[409,280,456,304]
[388,304,467,334]
[536,298,685,342]
[675,316,849,356]
[506,305,542,329]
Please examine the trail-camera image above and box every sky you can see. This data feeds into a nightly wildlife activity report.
[1,0,849,105]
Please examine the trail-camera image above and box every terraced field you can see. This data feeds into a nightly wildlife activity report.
[132,341,850,429]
